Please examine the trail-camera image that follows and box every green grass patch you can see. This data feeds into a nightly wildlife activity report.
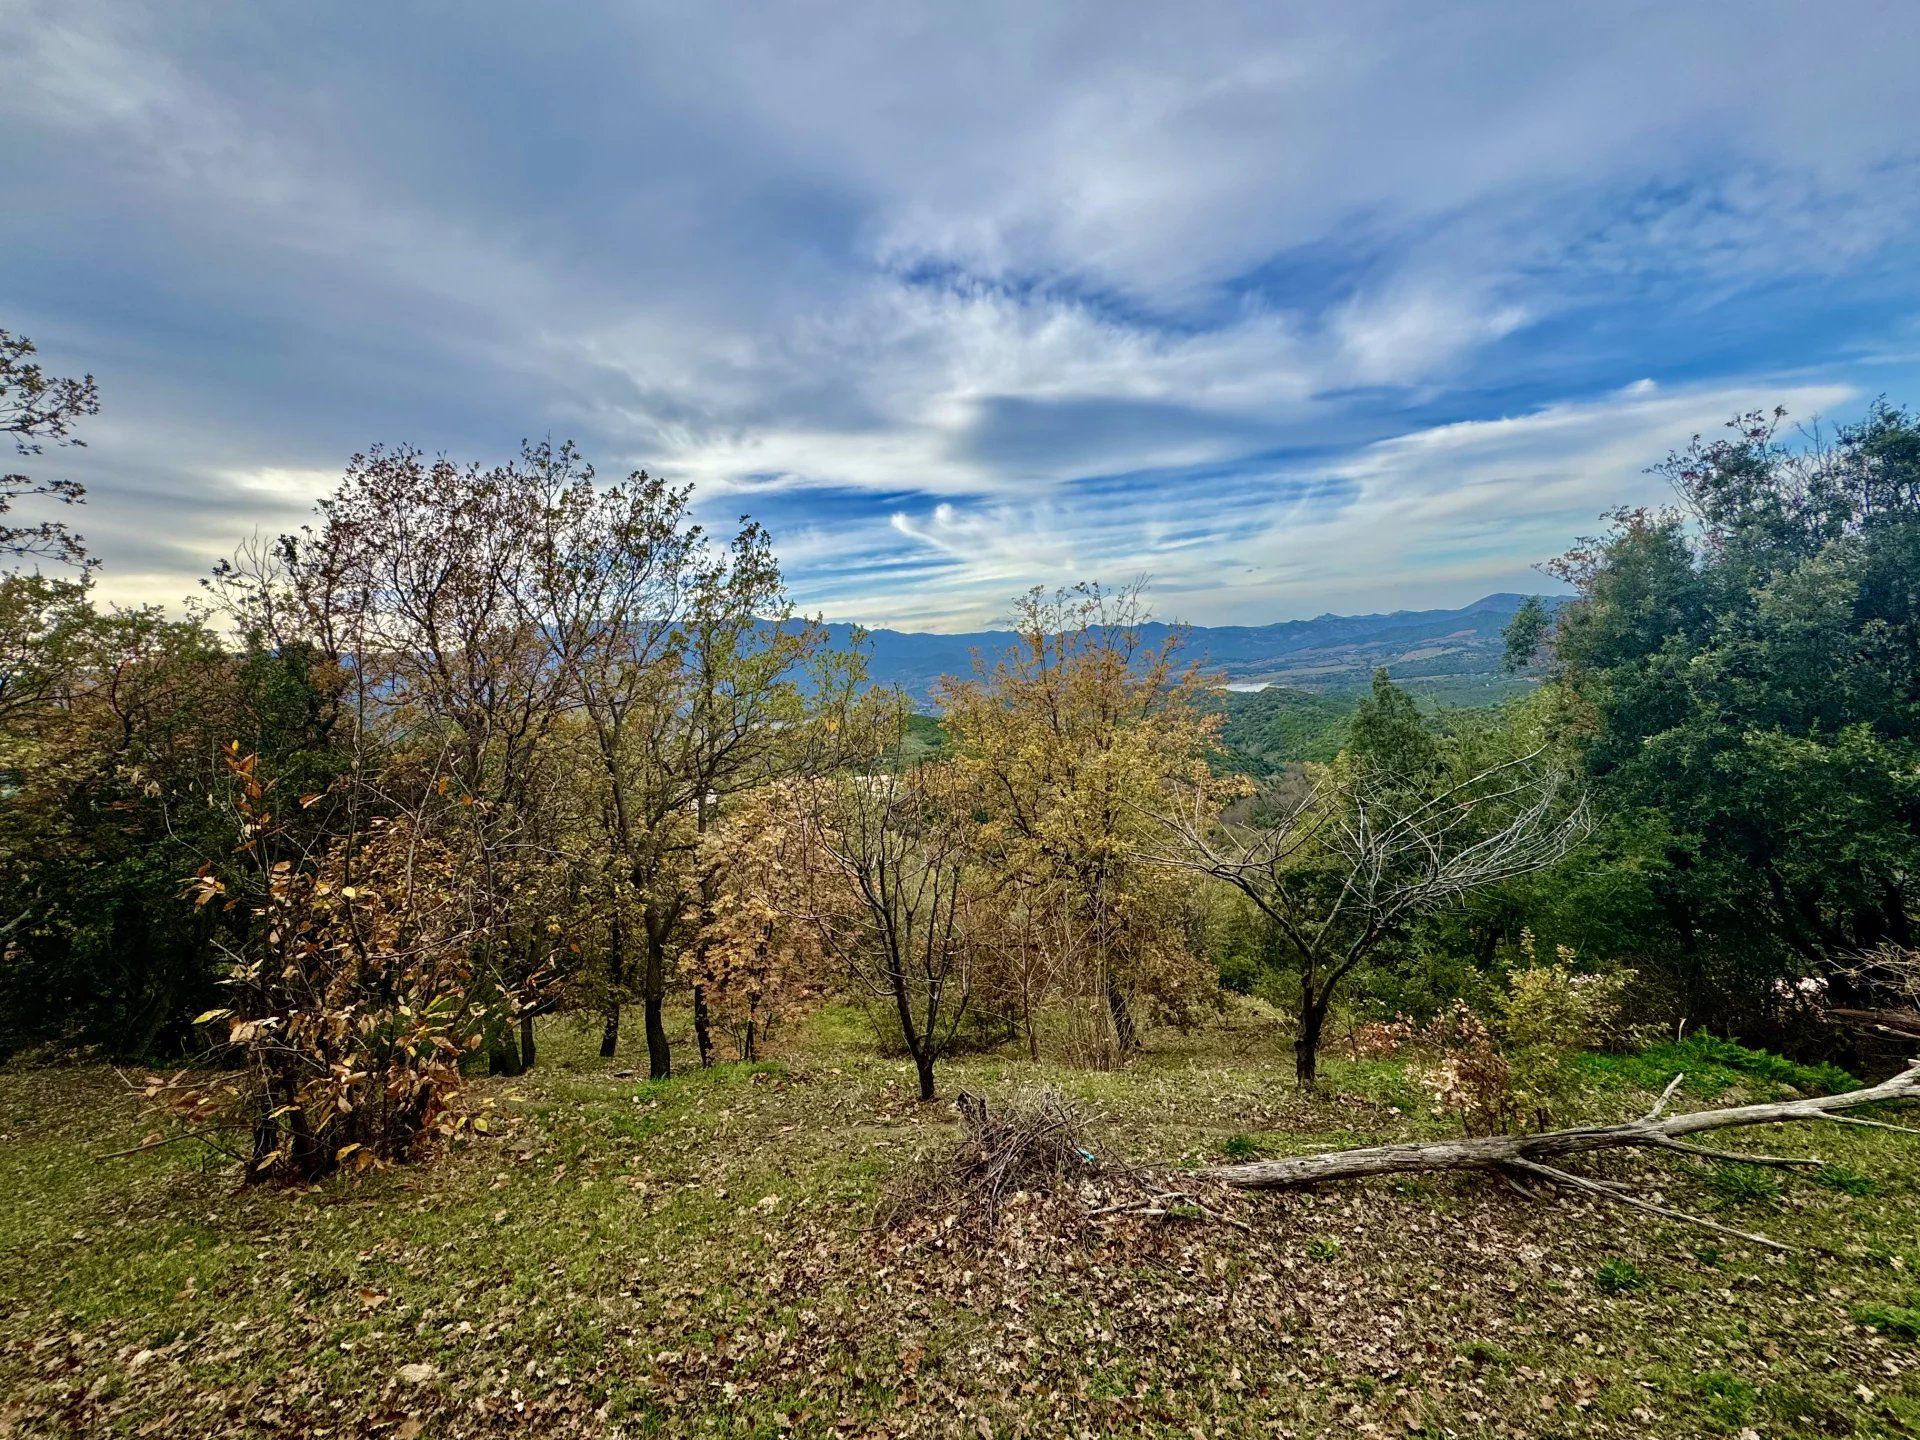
[1813,1164,1874,1196]
[1579,1030,1856,1100]
[1594,1257,1645,1293]
[1694,1369,1759,1428]
[1703,1163,1783,1205]
[1854,1299,1920,1341]
[1220,1132,1264,1161]
[5,1016,1920,1437]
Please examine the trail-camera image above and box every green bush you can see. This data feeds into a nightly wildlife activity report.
[1496,956,1630,1128]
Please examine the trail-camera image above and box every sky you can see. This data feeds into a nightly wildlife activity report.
[4,3,1920,632]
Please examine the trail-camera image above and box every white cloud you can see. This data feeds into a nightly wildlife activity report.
[4,1,1918,625]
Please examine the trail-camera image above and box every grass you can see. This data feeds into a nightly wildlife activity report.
[3,1004,1919,1437]
[1579,1030,1858,1100]
[1593,1258,1645,1294]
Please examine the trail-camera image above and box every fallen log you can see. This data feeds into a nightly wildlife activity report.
[1827,1006,1920,1041]
[1204,1060,1920,1250]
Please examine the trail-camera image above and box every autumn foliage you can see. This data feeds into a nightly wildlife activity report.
[154,748,497,1182]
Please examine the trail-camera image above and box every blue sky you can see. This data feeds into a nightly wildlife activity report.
[5,3,1920,630]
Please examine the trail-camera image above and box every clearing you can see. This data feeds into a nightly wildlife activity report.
[4,1007,1918,1438]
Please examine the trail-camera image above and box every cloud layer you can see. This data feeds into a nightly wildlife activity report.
[4,2,1918,625]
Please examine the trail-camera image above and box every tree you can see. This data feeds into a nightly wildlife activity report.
[279,446,582,1071]
[1152,736,1589,1086]
[1523,402,1920,1018]
[1,327,99,569]
[790,762,973,1101]
[937,583,1223,1066]
[691,783,827,1061]
[1344,667,1440,788]
[532,457,836,1077]
[0,589,244,1056]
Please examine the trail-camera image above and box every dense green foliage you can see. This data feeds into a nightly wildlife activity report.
[1207,686,1352,771]
[1508,402,1920,1026]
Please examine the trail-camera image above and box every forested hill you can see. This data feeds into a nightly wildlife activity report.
[818,592,1558,703]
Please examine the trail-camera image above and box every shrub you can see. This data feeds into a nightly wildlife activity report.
[1415,944,1630,1135]
[1421,1002,1514,1136]
[1495,940,1631,1130]
[150,751,497,1182]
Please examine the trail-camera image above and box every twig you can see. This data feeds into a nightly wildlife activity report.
[1645,1073,1686,1120]
[94,1129,245,1163]
[1819,1114,1920,1137]
[1503,1158,1789,1253]
[1650,1138,1821,1168]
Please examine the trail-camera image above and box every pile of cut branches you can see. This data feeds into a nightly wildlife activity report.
[882,1086,1094,1236]
[884,1087,1257,1246]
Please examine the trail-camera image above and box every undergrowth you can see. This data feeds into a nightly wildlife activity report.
[1578,1030,1857,1099]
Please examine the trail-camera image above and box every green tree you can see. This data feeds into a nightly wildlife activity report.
[1534,402,1920,1017]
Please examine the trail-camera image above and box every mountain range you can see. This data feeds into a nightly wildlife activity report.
[820,592,1559,705]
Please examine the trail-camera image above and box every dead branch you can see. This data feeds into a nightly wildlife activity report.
[1500,1157,1791,1252]
[1202,1060,1920,1248]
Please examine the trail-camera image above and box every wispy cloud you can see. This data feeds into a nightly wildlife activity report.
[3,3,1918,628]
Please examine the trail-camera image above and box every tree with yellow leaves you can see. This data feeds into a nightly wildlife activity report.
[936,583,1229,1066]
[690,781,828,1062]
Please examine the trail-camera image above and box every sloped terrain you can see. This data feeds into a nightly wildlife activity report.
[4,1011,1917,1438]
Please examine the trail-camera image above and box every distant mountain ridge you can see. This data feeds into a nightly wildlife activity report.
[816,592,1561,704]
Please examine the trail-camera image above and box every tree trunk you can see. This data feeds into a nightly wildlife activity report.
[599,1003,620,1059]
[644,993,670,1080]
[694,982,714,1068]
[601,918,626,1059]
[1205,1061,1920,1247]
[644,929,671,1080]
[1294,991,1328,1088]
[914,1051,937,1102]
[519,1012,537,1070]
[1105,978,1138,1056]
[487,1018,523,1076]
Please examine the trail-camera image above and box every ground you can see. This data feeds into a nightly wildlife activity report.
[3,1005,1919,1438]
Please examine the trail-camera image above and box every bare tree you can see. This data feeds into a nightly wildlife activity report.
[792,763,973,1101]
[1150,752,1589,1086]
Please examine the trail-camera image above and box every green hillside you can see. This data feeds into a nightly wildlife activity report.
[1208,686,1354,773]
